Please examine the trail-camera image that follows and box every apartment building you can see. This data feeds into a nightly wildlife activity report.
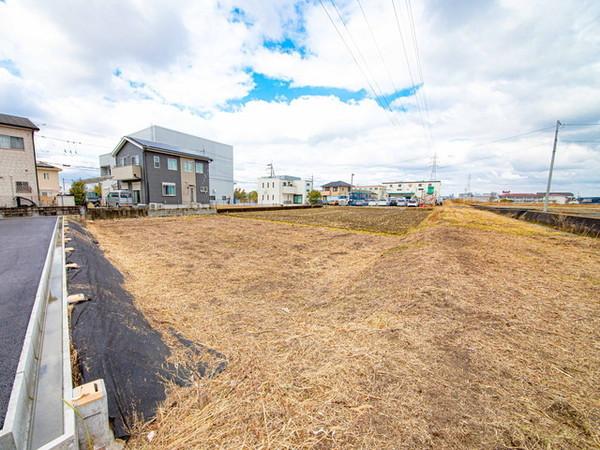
[111,136,211,206]
[258,175,313,205]
[36,161,62,206]
[0,113,40,207]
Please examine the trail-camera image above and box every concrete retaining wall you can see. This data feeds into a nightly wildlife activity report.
[86,207,216,220]
[474,205,600,237]
[0,206,81,218]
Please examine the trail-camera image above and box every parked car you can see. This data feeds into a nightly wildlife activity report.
[106,190,133,207]
[407,199,419,207]
[85,191,101,207]
[387,198,397,206]
[367,200,378,206]
[395,198,408,207]
[376,200,387,206]
[348,199,367,206]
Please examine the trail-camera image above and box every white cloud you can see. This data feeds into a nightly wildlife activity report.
[0,0,598,195]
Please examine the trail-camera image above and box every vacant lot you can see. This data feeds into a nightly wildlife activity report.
[88,206,600,449]
[227,206,432,234]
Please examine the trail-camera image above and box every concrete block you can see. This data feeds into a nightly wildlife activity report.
[72,379,122,450]
[65,247,75,253]
[67,293,87,304]
[65,263,79,270]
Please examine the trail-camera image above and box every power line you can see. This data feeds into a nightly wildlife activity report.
[404,0,433,134]
[328,0,398,118]
[38,134,108,149]
[355,0,400,94]
[318,0,399,128]
[467,125,556,148]
[390,0,429,144]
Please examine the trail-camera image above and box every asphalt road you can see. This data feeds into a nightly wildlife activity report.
[0,216,57,429]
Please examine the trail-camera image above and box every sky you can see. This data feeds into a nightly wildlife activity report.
[0,0,599,195]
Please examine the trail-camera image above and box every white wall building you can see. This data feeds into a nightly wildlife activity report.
[383,180,442,202]
[128,125,234,204]
[258,175,313,205]
[355,185,386,200]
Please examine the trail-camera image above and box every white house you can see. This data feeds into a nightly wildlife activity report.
[257,175,313,205]
[383,180,442,202]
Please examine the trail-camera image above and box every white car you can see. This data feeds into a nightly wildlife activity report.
[407,199,419,207]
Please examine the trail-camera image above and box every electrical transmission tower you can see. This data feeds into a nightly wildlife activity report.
[429,153,437,180]
[465,173,471,197]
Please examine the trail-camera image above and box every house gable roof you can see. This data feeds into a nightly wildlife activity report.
[0,113,39,131]
[36,161,62,171]
[322,181,352,188]
[112,136,212,162]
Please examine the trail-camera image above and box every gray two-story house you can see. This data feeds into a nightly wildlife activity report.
[111,137,211,206]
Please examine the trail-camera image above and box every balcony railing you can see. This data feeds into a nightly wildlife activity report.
[111,164,142,181]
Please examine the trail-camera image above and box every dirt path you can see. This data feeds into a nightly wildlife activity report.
[88,207,600,449]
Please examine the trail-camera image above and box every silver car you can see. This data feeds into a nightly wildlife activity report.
[106,190,133,207]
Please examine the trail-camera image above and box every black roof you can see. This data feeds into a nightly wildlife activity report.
[36,161,61,170]
[124,137,212,162]
[322,181,352,188]
[0,113,39,131]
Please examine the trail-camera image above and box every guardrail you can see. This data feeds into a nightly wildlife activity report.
[0,217,76,449]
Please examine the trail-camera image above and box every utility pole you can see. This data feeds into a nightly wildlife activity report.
[350,173,355,187]
[543,120,561,212]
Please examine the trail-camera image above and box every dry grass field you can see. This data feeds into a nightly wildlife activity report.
[88,206,600,449]
[226,206,432,234]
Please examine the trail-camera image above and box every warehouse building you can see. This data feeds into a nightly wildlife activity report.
[383,180,442,202]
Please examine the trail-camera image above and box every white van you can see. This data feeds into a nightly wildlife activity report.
[106,190,134,207]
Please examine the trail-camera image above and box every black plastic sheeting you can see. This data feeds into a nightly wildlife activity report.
[67,221,227,439]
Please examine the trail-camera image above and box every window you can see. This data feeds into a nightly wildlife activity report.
[167,158,178,171]
[199,186,208,193]
[43,172,49,180]
[162,183,176,196]
[183,161,194,172]
[132,155,139,165]
[15,181,31,193]
[0,134,24,150]
[153,155,160,168]
[262,182,264,188]
[195,162,204,174]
